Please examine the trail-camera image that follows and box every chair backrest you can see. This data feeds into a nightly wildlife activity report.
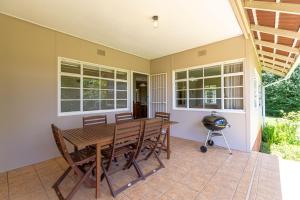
[107,121,142,167]
[155,112,170,121]
[51,124,74,166]
[142,118,163,142]
[83,115,107,127]
[115,112,133,123]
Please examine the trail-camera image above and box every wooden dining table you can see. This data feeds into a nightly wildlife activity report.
[62,118,178,198]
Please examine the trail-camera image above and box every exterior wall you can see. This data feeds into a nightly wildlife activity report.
[245,39,263,150]
[151,36,250,152]
[0,14,150,172]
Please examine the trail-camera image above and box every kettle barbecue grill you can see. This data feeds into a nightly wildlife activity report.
[200,111,232,154]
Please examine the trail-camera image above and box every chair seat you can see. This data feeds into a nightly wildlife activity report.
[102,145,135,159]
[70,147,96,164]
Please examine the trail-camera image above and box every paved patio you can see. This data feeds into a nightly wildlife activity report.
[1,137,299,200]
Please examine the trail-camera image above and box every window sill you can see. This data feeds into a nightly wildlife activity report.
[172,108,246,114]
[58,108,130,117]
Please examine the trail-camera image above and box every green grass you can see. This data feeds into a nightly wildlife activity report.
[261,114,300,161]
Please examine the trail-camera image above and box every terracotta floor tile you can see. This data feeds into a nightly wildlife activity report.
[2,137,297,200]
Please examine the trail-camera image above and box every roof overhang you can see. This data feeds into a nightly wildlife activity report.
[229,0,300,77]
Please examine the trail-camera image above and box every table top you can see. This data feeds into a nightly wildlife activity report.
[62,119,178,148]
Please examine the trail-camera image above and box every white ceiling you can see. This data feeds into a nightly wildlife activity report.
[0,0,242,59]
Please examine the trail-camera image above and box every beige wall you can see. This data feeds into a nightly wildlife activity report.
[0,14,150,172]
[0,13,262,172]
[150,36,256,152]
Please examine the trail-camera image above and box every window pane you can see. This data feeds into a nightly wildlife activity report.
[176,81,187,90]
[189,69,203,78]
[204,99,221,109]
[83,65,99,77]
[83,78,99,89]
[204,89,221,98]
[117,91,127,99]
[175,71,186,80]
[61,100,80,112]
[224,99,243,109]
[100,100,114,110]
[224,87,243,98]
[176,99,186,108]
[61,76,80,88]
[117,100,127,108]
[101,80,114,89]
[61,88,80,99]
[116,82,127,90]
[189,90,203,98]
[83,100,99,111]
[224,62,243,74]
[176,91,187,98]
[189,99,203,108]
[204,65,221,76]
[189,79,203,89]
[224,75,243,87]
[116,71,127,80]
[83,89,99,99]
[61,61,81,74]
[100,68,114,79]
[100,90,114,99]
[204,77,221,88]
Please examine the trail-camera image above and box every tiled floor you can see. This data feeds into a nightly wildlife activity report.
[1,137,299,200]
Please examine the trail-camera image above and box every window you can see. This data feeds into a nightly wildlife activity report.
[173,60,244,111]
[59,58,129,115]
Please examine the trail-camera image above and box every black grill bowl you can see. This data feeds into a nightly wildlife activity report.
[202,115,228,131]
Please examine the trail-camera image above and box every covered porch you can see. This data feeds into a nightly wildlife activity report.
[1,137,299,200]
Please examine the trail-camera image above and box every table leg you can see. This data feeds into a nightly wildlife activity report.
[96,144,101,198]
[167,125,171,159]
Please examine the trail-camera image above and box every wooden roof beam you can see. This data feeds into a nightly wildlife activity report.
[259,50,295,63]
[244,1,300,15]
[255,40,300,54]
[263,67,286,77]
[262,62,288,73]
[260,57,291,68]
[251,25,300,40]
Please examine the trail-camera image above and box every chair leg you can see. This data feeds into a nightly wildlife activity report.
[53,167,72,200]
[53,163,95,200]
[65,162,96,200]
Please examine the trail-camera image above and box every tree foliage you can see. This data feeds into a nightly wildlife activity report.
[263,66,300,117]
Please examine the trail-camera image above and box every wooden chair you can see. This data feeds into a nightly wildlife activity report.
[101,121,144,197]
[115,112,133,123]
[83,115,107,127]
[51,124,96,200]
[135,118,164,178]
[155,112,170,155]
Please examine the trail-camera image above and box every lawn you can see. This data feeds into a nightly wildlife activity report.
[261,114,300,161]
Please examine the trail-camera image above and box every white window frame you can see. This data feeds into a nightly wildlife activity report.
[172,58,245,113]
[58,57,129,116]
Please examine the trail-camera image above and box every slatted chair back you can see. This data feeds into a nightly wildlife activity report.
[107,120,142,168]
[155,112,170,121]
[83,115,107,127]
[142,118,163,142]
[115,112,133,123]
[133,118,164,178]
[51,124,76,169]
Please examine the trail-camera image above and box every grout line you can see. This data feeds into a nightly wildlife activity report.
[6,172,10,200]
[245,153,262,200]
[32,165,51,200]
[194,149,232,199]
[231,153,252,200]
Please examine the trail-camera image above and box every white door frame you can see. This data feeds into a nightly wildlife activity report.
[131,71,150,118]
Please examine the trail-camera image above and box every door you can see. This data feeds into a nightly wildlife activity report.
[150,73,167,117]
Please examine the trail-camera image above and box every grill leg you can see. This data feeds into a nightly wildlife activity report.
[221,131,232,154]
[204,130,211,147]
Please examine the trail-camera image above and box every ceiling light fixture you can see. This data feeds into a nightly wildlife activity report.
[152,15,159,28]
